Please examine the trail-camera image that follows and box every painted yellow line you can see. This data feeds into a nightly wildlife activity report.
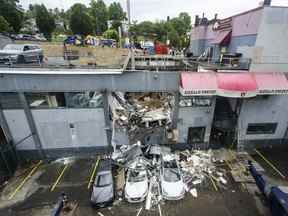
[88,158,100,190]
[254,149,286,179]
[209,175,218,192]
[9,160,43,200]
[50,164,69,192]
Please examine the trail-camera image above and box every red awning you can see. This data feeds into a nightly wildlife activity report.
[254,72,288,95]
[180,72,217,96]
[211,30,231,45]
[180,72,288,98]
[216,73,258,98]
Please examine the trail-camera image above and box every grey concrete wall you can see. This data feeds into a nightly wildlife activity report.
[3,109,108,152]
[251,7,288,72]
[4,110,35,150]
[177,98,216,144]
[238,95,288,150]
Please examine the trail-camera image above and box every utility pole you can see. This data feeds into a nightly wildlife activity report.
[127,0,135,70]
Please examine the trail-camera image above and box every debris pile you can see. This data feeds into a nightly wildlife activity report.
[109,92,174,143]
[177,150,228,192]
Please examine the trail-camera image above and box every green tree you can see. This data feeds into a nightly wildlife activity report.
[168,28,180,48]
[179,12,191,32]
[108,2,126,30]
[69,3,93,36]
[0,16,13,33]
[90,0,108,35]
[103,29,119,41]
[34,4,56,40]
[0,0,23,33]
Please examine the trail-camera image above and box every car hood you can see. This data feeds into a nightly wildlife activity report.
[0,50,22,55]
[125,181,148,198]
[162,180,185,197]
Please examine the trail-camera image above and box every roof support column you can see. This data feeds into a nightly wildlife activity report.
[102,91,112,148]
[172,92,180,129]
[18,92,45,159]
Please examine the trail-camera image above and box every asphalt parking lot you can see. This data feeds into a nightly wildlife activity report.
[0,153,270,216]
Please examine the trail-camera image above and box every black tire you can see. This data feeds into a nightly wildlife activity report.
[17,55,25,64]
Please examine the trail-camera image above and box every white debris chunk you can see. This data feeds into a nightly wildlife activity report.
[158,204,162,216]
[192,179,202,185]
[97,212,105,216]
[219,176,227,185]
[190,188,198,198]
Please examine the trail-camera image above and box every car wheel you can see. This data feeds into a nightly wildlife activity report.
[17,55,25,64]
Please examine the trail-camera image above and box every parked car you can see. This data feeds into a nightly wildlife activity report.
[160,158,185,200]
[0,44,44,64]
[125,168,148,203]
[90,159,114,207]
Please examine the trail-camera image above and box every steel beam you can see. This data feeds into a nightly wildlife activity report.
[172,92,180,129]
[18,92,45,159]
[102,91,112,147]
[0,70,179,92]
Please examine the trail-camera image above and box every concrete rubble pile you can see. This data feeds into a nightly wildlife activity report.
[177,150,228,192]
[109,92,174,138]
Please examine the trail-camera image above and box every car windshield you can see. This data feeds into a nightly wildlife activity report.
[96,173,112,187]
[3,44,23,51]
[128,170,146,183]
[164,168,181,182]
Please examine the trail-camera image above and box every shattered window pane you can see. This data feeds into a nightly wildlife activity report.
[164,168,181,182]
[26,93,66,108]
[66,92,103,108]
[128,170,146,182]
[96,173,112,187]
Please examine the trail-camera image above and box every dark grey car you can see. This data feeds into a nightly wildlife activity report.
[90,160,114,207]
[0,44,44,64]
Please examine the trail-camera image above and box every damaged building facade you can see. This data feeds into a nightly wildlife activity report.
[0,4,288,169]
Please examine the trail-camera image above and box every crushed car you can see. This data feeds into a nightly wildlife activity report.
[125,168,148,203]
[160,156,185,200]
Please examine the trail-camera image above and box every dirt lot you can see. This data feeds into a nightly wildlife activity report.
[15,41,129,67]
[0,151,271,216]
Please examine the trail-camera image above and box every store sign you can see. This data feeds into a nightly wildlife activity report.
[258,89,288,95]
[180,88,217,96]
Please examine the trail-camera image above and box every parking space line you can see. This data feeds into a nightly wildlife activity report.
[254,149,286,179]
[88,157,100,190]
[50,164,69,192]
[9,160,43,200]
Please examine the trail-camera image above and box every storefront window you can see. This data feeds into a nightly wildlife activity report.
[0,93,22,109]
[247,123,277,135]
[65,92,103,108]
[26,93,66,108]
